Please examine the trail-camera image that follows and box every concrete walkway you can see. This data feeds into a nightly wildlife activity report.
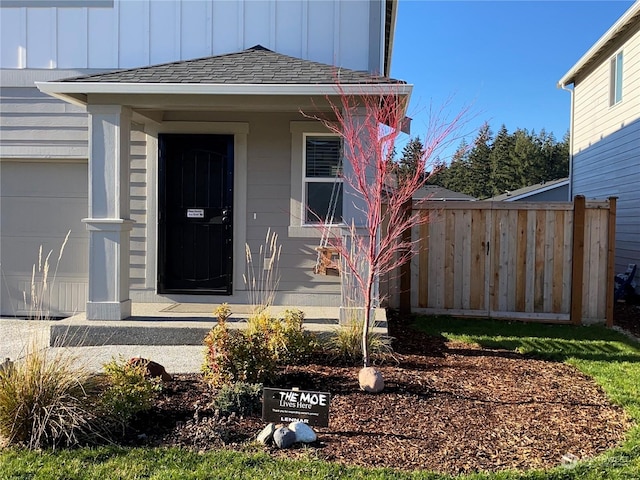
[1,303,387,375]
[1,318,205,373]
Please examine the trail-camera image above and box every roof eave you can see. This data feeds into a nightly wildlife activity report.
[35,81,412,106]
[558,2,640,87]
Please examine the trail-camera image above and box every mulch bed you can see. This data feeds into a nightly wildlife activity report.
[121,315,634,475]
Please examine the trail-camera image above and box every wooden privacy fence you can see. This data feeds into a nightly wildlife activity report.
[388,196,617,325]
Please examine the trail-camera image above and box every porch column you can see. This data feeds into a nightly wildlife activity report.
[83,105,134,320]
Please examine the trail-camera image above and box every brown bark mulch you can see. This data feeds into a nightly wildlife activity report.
[125,317,633,475]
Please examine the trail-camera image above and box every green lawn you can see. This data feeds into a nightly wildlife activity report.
[1,316,639,480]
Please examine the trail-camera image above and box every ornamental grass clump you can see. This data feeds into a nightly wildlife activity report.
[0,342,99,449]
[329,317,394,365]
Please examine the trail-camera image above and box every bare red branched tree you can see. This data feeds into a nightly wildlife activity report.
[305,86,467,368]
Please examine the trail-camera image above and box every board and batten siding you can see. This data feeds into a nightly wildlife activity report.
[0,0,383,74]
[571,22,640,276]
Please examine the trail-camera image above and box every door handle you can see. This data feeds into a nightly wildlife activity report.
[222,209,232,224]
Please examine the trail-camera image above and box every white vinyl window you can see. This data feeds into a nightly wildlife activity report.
[610,51,623,106]
[303,134,343,225]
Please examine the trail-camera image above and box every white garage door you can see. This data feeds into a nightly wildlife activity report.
[1,160,88,318]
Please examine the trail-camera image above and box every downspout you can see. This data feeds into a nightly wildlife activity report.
[559,82,575,200]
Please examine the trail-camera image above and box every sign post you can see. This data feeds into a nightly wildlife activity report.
[262,387,331,427]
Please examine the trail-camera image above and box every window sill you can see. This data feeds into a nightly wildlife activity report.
[288,224,345,238]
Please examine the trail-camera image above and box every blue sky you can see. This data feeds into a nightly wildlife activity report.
[390,0,636,160]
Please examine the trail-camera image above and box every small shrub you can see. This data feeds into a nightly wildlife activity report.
[0,343,98,449]
[214,303,231,323]
[329,317,394,365]
[245,309,317,365]
[203,321,276,387]
[212,382,263,417]
[101,357,162,429]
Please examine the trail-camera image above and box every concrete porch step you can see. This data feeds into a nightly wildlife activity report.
[51,304,388,347]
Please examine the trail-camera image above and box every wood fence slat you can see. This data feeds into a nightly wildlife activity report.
[461,209,472,310]
[470,209,485,310]
[571,195,586,325]
[544,210,555,312]
[432,210,445,308]
[534,210,545,312]
[562,211,573,313]
[525,210,536,313]
[444,210,455,309]
[552,210,565,313]
[418,216,429,308]
[515,210,527,311]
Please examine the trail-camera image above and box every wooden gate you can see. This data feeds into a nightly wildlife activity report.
[392,196,616,325]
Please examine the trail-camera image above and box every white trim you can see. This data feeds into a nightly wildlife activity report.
[302,132,344,226]
[36,81,413,104]
[289,121,339,238]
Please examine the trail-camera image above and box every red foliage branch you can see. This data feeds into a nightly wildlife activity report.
[304,85,467,367]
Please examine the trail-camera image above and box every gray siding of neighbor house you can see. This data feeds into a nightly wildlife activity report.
[572,120,640,274]
[570,21,640,278]
[515,185,569,202]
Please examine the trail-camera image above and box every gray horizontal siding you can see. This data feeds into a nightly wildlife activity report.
[0,87,88,158]
[244,114,340,295]
[573,118,640,274]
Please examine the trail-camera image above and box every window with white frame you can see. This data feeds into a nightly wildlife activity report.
[303,135,343,224]
[610,51,623,106]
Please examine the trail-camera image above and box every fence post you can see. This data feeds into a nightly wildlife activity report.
[606,197,617,327]
[399,198,412,315]
[570,195,586,325]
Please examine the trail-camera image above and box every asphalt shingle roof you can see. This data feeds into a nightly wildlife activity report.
[60,45,405,85]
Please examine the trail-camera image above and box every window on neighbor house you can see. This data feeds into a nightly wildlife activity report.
[303,135,343,224]
[610,51,623,106]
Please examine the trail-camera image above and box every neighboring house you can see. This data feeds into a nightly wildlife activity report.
[413,185,476,202]
[485,178,569,202]
[558,1,640,284]
[0,0,408,320]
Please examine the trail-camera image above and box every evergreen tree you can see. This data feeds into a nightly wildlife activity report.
[442,140,472,195]
[397,137,425,185]
[467,122,493,198]
[489,125,517,196]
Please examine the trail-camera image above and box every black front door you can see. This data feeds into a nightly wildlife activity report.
[158,134,233,294]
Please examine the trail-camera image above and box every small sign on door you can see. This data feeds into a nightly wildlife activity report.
[186,209,204,218]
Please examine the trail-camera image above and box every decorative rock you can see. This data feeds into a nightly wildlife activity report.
[358,366,385,393]
[128,357,172,381]
[289,421,317,443]
[273,426,296,449]
[256,423,276,445]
